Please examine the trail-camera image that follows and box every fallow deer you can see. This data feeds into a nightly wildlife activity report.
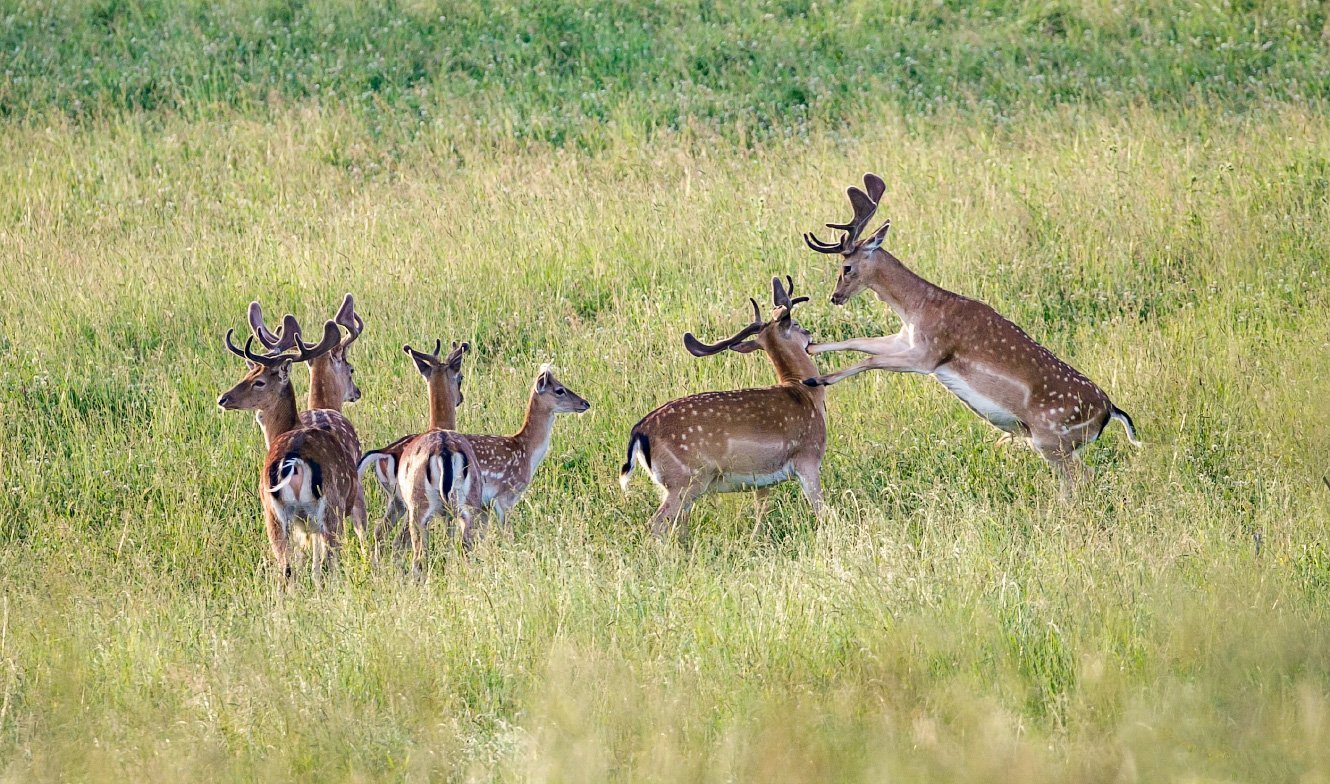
[358,340,469,549]
[462,365,591,526]
[248,294,369,547]
[358,340,481,573]
[619,277,826,538]
[217,321,354,583]
[803,173,1140,494]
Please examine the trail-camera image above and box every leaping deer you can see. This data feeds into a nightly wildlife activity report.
[802,173,1139,495]
[620,277,826,539]
[358,340,482,573]
[217,321,355,584]
[247,294,369,549]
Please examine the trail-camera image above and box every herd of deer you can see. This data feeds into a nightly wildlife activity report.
[217,174,1140,582]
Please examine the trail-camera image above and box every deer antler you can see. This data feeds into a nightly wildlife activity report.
[803,173,886,254]
[683,298,764,357]
[334,294,363,352]
[247,302,301,352]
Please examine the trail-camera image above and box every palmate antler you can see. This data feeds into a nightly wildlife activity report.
[803,173,887,254]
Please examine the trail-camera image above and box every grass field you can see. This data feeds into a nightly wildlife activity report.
[3,0,1330,780]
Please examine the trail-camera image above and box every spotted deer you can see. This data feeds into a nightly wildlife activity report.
[619,277,826,538]
[803,173,1139,494]
[358,340,481,573]
[217,321,355,583]
[462,365,591,526]
[248,294,369,547]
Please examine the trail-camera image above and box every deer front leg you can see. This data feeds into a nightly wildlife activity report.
[809,336,905,355]
[751,487,774,540]
[803,335,929,387]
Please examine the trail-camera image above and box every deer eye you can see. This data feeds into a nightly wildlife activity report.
[253,380,266,388]
[842,265,853,275]
[554,388,565,396]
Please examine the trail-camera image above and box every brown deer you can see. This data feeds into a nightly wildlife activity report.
[803,173,1139,495]
[619,277,826,539]
[463,364,591,526]
[358,340,481,573]
[248,294,369,547]
[217,321,354,583]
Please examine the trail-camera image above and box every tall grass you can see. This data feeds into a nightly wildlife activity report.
[2,1,1330,781]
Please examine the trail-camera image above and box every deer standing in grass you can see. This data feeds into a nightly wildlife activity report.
[463,364,591,527]
[620,277,825,539]
[248,295,369,547]
[358,341,481,573]
[217,321,353,583]
[802,173,1139,495]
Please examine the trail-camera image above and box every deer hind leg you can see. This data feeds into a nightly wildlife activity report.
[265,506,293,584]
[794,458,824,519]
[349,484,369,556]
[649,485,698,541]
[1034,437,1091,499]
[751,487,774,540]
[406,497,432,577]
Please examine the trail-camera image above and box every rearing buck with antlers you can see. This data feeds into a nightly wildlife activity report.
[803,173,1139,494]
[217,321,355,583]
[248,294,369,547]
[620,277,826,538]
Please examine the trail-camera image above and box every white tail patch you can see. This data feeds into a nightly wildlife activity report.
[1109,408,1142,447]
[269,457,312,504]
[357,452,398,495]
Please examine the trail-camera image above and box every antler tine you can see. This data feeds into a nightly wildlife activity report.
[444,340,470,366]
[432,339,443,358]
[225,328,291,368]
[269,314,301,352]
[334,293,362,350]
[684,297,765,357]
[785,275,795,297]
[806,174,884,254]
[247,301,283,349]
[772,276,790,309]
[292,320,342,364]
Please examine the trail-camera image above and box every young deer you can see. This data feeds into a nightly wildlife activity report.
[463,365,591,526]
[620,277,826,538]
[803,173,1139,494]
[358,341,481,573]
[359,340,469,549]
[217,321,354,583]
[248,295,369,546]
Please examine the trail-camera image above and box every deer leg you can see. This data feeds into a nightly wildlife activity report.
[805,342,929,387]
[750,487,774,540]
[650,487,695,541]
[809,335,906,355]
[1034,437,1090,499]
[349,485,368,556]
[263,505,293,584]
[794,460,824,519]
[406,499,430,578]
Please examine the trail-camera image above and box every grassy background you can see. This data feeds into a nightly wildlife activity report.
[2,1,1330,780]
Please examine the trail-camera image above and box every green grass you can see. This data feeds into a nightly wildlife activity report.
[3,2,1330,781]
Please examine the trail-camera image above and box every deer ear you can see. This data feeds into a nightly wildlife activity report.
[730,340,760,354]
[536,372,550,393]
[861,220,891,251]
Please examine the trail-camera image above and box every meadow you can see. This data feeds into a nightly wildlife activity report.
[2,0,1330,780]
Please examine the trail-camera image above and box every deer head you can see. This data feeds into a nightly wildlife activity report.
[683,276,815,382]
[803,173,893,305]
[218,320,342,413]
[248,294,363,407]
[531,365,591,415]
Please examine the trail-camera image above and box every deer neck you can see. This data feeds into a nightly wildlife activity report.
[261,386,301,444]
[866,252,937,321]
[306,356,342,412]
[426,376,458,431]
[515,394,556,473]
[765,340,820,387]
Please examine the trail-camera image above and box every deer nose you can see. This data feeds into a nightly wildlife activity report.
[578,400,591,413]
[217,394,233,409]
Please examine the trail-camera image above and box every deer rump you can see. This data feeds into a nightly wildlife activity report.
[264,427,353,533]
[395,431,478,520]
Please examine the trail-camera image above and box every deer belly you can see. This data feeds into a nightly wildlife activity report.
[933,368,1023,432]
[711,464,794,494]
